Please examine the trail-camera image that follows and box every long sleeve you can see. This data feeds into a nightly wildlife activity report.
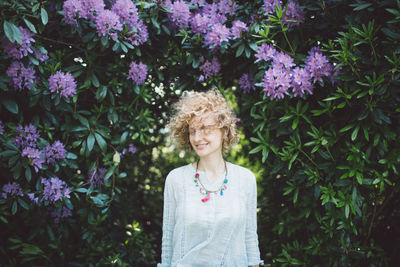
[158,173,176,267]
[245,172,263,266]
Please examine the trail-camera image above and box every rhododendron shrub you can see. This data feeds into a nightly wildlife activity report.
[1,0,398,266]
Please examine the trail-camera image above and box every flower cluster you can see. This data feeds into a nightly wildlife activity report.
[95,10,123,41]
[14,124,40,149]
[21,147,44,172]
[231,20,249,39]
[88,166,107,188]
[263,0,305,27]
[199,57,221,81]
[0,121,4,135]
[6,61,36,91]
[48,71,77,98]
[128,61,148,85]
[255,44,336,99]
[41,177,71,203]
[63,0,148,46]
[28,193,39,204]
[1,27,35,59]
[49,206,73,223]
[1,182,24,199]
[33,47,49,62]
[165,0,247,49]
[121,143,137,156]
[239,73,256,93]
[43,141,67,164]
[170,0,191,29]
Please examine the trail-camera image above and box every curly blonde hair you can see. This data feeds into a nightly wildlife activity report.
[167,89,239,152]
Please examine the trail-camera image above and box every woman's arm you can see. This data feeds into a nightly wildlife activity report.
[158,173,176,267]
[245,171,263,267]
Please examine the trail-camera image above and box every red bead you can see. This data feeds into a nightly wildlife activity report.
[195,173,199,178]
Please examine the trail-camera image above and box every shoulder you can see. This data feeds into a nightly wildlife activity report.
[165,163,191,185]
[229,162,256,182]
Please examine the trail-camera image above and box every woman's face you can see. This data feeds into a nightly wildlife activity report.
[188,113,224,158]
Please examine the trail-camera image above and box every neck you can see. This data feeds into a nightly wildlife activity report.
[197,154,225,175]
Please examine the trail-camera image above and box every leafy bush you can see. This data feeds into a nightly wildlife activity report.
[0,0,399,266]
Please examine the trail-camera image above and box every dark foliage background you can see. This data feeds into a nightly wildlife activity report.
[1,0,399,266]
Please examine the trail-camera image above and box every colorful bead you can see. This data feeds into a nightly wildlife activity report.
[194,160,228,202]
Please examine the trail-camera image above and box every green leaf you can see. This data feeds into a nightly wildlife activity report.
[87,134,95,152]
[92,73,100,87]
[104,166,116,180]
[339,124,353,133]
[3,99,19,114]
[3,21,22,44]
[353,3,372,11]
[96,86,107,101]
[41,8,48,25]
[23,19,37,34]
[4,21,15,42]
[12,200,17,215]
[351,126,359,141]
[94,132,107,152]
[0,150,18,157]
[75,188,88,193]
[18,199,29,210]
[25,167,32,182]
[236,44,245,57]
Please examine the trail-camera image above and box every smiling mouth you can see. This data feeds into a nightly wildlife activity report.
[195,143,208,148]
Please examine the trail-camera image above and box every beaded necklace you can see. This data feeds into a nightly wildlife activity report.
[194,160,228,203]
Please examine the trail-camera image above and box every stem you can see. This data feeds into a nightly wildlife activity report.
[280,22,295,56]
[300,148,318,167]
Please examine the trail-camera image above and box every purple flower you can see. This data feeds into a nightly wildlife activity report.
[128,61,147,85]
[14,124,40,149]
[48,71,77,98]
[283,0,305,27]
[128,144,137,154]
[125,19,149,46]
[0,121,4,135]
[43,140,67,164]
[204,23,230,48]
[28,193,39,204]
[41,177,71,203]
[6,61,36,91]
[189,0,206,6]
[1,27,35,59]
[274,51,295,69]
[170,0,191,29]
[81,0,105,21]
[199,57,220,79]
[190,13,210,35]
[63,0,83,24]
[262,62,291,100]
[239,73,256,93]
[263,0,281,15]
[202,3,226,24]
[255,43,276,63]
[111,0,139,27]
[33,47,49,62]
[305,47,334,84]
[231,20,248,39]
[21,147,44,172]
[2,182,24,199]
[49,206,72,223]
[95,10,123,41]
[291,67,313,97]
[88,167,107,188]
[217,0,237,16]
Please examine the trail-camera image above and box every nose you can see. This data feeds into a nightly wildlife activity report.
[191,130,202,141]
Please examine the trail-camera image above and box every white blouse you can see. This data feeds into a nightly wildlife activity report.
[158,162,263,267]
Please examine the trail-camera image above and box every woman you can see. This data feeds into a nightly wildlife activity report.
[158,89,263,267]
